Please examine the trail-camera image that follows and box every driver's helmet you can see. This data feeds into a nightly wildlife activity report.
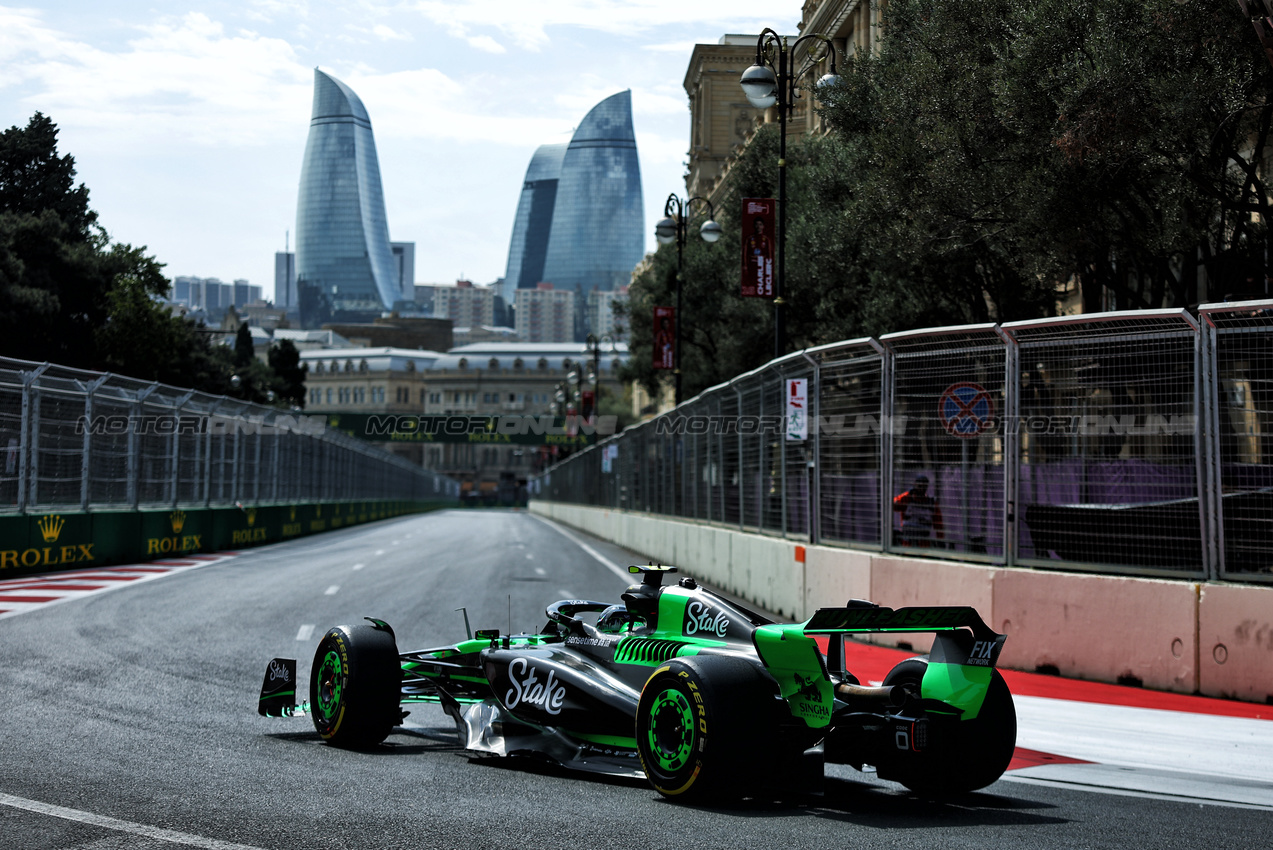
[596,604,641,634]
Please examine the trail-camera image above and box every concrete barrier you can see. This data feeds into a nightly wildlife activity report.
[530,501,1272,699]
[992,569,1198,693]
[868,555,998,654]
[1199,583,1273,704]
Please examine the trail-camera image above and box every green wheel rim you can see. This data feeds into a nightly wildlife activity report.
[316,650,343,721]
[647,687,695,773]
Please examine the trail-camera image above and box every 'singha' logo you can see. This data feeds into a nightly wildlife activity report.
[246,508,257,527]
[38,514,65,543]
[170,510,186,534]
[289,506,297,521]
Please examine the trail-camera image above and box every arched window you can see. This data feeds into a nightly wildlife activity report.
[344,360,354,373]
[405,360,416,373]
[537,358,548,370]
[513,358,524,369]
[358,359,368,372]
[562,358,572,369]
[458,358,468,369]
[313,361,324,374]
[489,357,500,369]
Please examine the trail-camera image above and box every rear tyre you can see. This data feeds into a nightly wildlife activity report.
[636,656,777,803]
[309,623,401,747]
[881,656,1016,795]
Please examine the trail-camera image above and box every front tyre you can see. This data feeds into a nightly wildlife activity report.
[636,656,776,803]
[310,623,401,747]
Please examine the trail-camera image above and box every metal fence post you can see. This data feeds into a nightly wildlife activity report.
[1199,313,1223,581]
[734,384,744,532]
[18,365,49,513]
[170,392,193,508]
[272,426,281,503]
[773,366,784,536]
[997,327,1019,567]
[204,401,220,507]
[879,342,895,554]
[803,350,820,545]
[230,408,242,506]
[80,377,108,511]
[128,386,155,509]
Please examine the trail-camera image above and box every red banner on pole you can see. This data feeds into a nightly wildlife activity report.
[653,306,675,369]
[740,198,776,298]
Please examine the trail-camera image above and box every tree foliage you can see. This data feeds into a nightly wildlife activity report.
[0,112,304,405]
[624,0,1273,401]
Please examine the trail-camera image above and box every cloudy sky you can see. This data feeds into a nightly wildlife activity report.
[0,1,798,300]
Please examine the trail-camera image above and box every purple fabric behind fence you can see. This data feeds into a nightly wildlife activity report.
[1017,459,1198,559]
[821,473,881,545]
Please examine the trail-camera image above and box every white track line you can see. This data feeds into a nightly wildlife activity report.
[296,624,315,641]
[323,585,339,596]
[0,792,266,849]
[528,515,630,583]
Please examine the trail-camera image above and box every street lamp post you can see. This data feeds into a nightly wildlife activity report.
[585,332,618,421]
[740,29,840,358]
[655,194,721,406]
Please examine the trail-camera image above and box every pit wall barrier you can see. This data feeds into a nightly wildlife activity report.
[0,500,452,578]
[530,500,1273,705]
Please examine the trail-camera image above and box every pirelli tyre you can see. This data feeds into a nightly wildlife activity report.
[309,623,401,748]
[636,656,776,802]
[881,657,1017,795]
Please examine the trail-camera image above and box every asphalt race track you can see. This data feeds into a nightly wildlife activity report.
[1,509,1269,850]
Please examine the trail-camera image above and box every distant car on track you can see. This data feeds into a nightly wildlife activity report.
[258,565,1017,800]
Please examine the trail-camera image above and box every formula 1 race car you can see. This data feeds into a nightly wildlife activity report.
[258,565,1017,801]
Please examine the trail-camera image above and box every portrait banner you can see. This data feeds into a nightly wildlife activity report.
[741,198,776,298]
[653,306,675,370]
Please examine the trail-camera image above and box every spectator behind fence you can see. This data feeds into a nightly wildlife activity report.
[893,474,944,547]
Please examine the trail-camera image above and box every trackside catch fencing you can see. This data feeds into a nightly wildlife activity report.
[533,303,1273,584]
[0,356,457,513]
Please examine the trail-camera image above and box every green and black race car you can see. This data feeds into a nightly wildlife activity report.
[259,565,1017,801]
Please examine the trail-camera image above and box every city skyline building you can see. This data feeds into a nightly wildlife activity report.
[295,69,400,328]
[170,275,262,317]
[275,250,297,317]
[501,142,567,304]
[515,283,575,343]
[391,242,416,302]
[421,280,496,329]
[501,91,644,311]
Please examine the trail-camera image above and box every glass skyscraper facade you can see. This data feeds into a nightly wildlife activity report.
[295,69,400,328]
[502,143,567,302]
[503,91,644,302]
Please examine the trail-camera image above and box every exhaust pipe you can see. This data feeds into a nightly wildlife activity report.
[834,682,909,710]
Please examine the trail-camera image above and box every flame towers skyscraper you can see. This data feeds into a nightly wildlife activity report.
[295,69,400,327]
[502,91,644,305]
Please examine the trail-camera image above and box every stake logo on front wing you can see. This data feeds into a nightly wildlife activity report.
[504,658,566,715]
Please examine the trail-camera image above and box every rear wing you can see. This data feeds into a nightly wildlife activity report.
[804,602,1005,669]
